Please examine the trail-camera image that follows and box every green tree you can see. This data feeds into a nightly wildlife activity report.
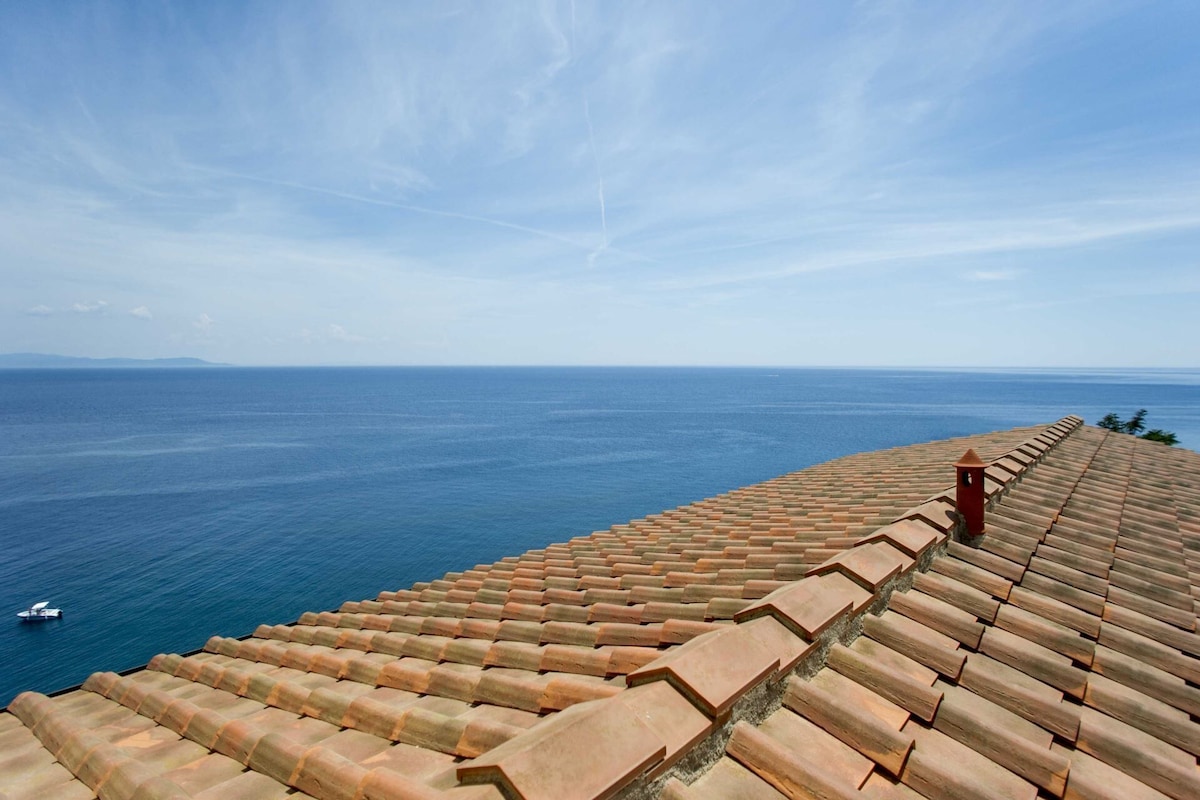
[1096,410,1178,446]
[1123,409,1147,435]
[1141,429,1179,446]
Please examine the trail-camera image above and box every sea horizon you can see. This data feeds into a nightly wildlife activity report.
[4,356,1200,373]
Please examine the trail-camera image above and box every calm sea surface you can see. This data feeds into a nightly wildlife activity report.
[2,366,1198,706]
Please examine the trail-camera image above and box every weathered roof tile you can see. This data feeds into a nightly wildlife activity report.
[1083,674,1200,757]
[827,641,942,722]
[733,573,864,638]
[782,676,914,776]
[725,720,862,800]
[912,569,1001,622]
[978,627,1089,699]
[994,605,1096,666]
[889,589,985,648]
[859,519,946,558]
[931,683,1067,796]
[930,556,1013,600]
[626,625,778,717]
[808,542,910,591]
[1090,645,1200,717]
[457,698,665,800]
[900,722,1038,800]
[1075,706,1200,800]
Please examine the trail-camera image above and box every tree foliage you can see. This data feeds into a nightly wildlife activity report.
[1141,429,1179,446]
[1096,410,1178,446]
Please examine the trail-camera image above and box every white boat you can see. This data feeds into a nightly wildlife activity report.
[17,601,62,622]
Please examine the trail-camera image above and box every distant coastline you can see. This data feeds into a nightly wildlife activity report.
[0,353,229,368]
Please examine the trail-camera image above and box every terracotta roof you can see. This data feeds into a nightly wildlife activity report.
[5,416,1198,800]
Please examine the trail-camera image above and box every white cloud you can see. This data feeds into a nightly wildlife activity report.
[26,304,53,316]
[72,300,109,314]
[193,313,214,334]
[129,305,153,320]
[968,269,1023,282]
[328,323,366,343]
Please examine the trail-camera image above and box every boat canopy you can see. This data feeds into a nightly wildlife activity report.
[30,602,49,610]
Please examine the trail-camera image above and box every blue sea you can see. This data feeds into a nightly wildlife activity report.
[2,366,1198,706]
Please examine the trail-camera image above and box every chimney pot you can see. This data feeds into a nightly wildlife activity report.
[955,449,986,538]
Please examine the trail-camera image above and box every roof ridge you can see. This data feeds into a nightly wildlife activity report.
[453,417,1086,800]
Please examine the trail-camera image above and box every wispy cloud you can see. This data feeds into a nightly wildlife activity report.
[193,313,214,335]
[2,3,1198,366]
[968,269,1022,282]
[327,323,366,343]
[195,166,593,253]
[583,98,608,267]
[651,205,1200,291]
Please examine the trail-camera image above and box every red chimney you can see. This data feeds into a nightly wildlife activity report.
[955,449,986,537]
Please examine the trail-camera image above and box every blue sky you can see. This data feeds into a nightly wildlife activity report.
[2,1,1198,366]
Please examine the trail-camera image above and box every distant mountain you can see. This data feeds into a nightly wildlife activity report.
[0,353,230,368]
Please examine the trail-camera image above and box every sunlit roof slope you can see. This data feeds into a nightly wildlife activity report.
[10,416,1193,800]
[661,420,1200,800]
